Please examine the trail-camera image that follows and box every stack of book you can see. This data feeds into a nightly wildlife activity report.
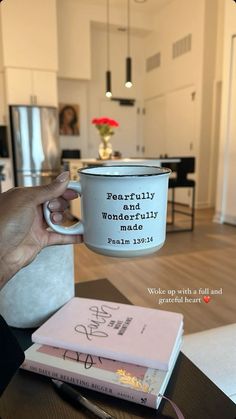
[21,297,183,410]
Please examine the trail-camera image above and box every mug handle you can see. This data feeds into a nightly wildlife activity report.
[43,180,84,235]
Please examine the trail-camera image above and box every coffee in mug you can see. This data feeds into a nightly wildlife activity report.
[43,165,171,257]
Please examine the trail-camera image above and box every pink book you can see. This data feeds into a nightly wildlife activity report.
[32,297,183,370]
[21,340,182,410]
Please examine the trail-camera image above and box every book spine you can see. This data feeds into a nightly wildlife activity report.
[21,359,157,409]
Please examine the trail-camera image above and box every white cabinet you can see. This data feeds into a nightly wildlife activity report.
[5,68,58,106]
[0,0,57,71]
[32,71,58,106]
[1,1,58,106]
[5,68,32,105]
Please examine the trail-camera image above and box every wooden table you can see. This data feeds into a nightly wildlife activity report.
[0,279,235,419]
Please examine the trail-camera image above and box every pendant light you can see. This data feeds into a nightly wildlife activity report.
[125,0,132,88]
[105,0,112,98]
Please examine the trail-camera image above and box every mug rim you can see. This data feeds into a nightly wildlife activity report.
[78,164,171,177]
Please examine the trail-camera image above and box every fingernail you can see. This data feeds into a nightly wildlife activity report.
[56,171,70,183]
[52,213,63,223]
[48,201,58,210]
[70,191,78,199]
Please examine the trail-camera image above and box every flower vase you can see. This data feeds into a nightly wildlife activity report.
[98,135,113,160]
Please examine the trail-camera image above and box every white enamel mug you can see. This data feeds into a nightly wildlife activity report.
[43,165,171,257]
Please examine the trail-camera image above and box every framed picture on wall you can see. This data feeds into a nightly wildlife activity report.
[59,104,80,136]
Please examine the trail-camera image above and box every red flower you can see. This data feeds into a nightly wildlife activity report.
[92,117,119,127]
[109,119,119,127]
[92,116,119,137]
[100,117,110,125]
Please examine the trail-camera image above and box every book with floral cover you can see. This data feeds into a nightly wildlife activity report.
[32,297,183,370]
[21,338,182,410]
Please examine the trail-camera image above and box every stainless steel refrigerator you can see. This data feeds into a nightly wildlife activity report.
[10,105,61,187]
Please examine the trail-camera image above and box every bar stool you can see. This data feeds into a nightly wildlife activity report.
[162,157,196,232]
[0,165,5,193]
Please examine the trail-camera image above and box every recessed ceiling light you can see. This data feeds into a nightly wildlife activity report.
[134,0,147,3]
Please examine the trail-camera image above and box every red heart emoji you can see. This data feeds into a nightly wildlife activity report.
[203,296,211,303]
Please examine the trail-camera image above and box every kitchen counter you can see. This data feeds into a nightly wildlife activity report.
[79,158,180,167]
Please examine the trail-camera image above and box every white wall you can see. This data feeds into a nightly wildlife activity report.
[143,0,221,209]
[208,0,224,208]
[87,26,145,158]
[214,0,236,224]
[57,0,151,80]
[144,0,205,99]
[143,0,204,206]
[58,24,146,158]
[58,79,88,157]
[198,0,219,207]
[57,0,148,158]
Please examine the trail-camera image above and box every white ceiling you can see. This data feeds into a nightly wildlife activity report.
[77,0,171,13]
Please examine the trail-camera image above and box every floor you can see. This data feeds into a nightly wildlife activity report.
[74,208,236,335]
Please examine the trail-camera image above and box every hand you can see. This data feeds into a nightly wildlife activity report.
[0,172,83,289]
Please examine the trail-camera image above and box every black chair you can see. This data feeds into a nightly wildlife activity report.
[162,157,196,232]
[0,165,5,193]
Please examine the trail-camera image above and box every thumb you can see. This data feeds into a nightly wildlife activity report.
[34,172,70,204]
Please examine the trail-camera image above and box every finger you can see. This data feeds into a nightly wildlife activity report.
[48,197,69,212]
[50,212,64,224]
[47,232,83,246]
[62,189,78,200]
[33,172,70,205]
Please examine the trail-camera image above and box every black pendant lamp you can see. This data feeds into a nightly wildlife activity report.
[105,0,112,97]
[125,0,132,88]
